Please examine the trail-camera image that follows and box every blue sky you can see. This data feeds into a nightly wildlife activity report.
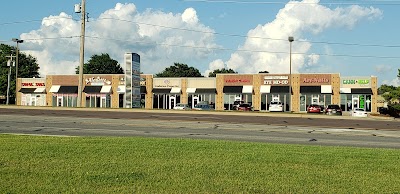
[1,0,399,86]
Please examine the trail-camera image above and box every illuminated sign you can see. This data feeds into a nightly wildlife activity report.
[264,80,288,85]
[225,79,250,83]
[85,77,111,86]
[302,77,330,83]
[342,79,369,85]
[21,83,45,87]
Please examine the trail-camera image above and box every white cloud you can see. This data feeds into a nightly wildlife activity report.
[207,0,382,74]
[20,4,218,75]
[374,64,393,73]
[382,78,400,87]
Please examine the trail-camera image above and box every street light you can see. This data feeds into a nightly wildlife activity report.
[12,38,24,105]
[288,36,294,112]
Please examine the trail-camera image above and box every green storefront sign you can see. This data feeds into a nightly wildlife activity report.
[359,95,365,109]
[342,79,369,85]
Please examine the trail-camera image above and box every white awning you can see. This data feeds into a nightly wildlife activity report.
[100,85,112,93]
[340,88,351,93]
[242,85,253,94]
[186,88,196,93]
[34,87,46,93]
[117,85,126,93]
[49,85,60,93]
[260,85,271,94]
[321,85,332,94]
[170,87,181,94]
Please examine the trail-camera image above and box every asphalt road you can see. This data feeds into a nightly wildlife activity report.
[0,106,399,148]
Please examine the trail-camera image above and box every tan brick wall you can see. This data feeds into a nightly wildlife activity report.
[331,74,341,105]
[371,76,378,113]
[253,74,262,111]
[216,75,225,111]
[144,74,153,109]
[181,78,188,104]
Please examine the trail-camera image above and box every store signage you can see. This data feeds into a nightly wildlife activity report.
[264,75,289,85]
[140,77,146,86]
[302,77,329,83]
[342,79,369,85]
[21,82,45,87]
[225,79,251,83]
[153,79,180,88]
[85,77,111,86]
[340,77,371,88]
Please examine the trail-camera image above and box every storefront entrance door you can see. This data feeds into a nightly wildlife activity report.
[30,96,36,106]
[312,95,319,104]
[300,95,306,112]
[101,96,106,108]
[169,95,176,109]
[352,96,359,110]
[57,96,63,107]
[192,95,199,108]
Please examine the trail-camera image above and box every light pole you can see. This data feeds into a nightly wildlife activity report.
[12,38,24,105]
[6,55,16,105]
[77,0,86,107]
[288,36,294,112]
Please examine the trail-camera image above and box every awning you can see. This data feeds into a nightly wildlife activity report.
[321,85,332,94]
[300,86,321,93]
[100,85,112,93]
[271,86,290,93]
[49,85,61,93]
[352,88,373,94]
[140,86,147,94]
[152,88,171,93]
[117,85,125,93]
[223,86,242,93]
[340,88,351,94]
[34,88,46,93]
[260,85,271,94]
[186,88,196,93]
[242,85,253,94]
[196,88,216,93]
[83,86,102,93]
[170,87,181,94]
[19,88,36,93]
[58,86,78,93]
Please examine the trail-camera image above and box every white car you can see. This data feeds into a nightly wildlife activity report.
[173,103,191,110]
[352,108,368,117]
[269,101,284,112]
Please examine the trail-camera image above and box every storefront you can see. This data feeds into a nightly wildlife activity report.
[260,75,290,111]
[152,78,181,109]
[340,77,375,112]
[186,78,216,108]
[299,74,332,112]
[19,78,47,106]
[222,75,253,110]
[49,86,78,107]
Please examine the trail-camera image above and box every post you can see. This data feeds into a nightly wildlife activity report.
[288,36,294,112]
[12,38,23,105]
[6,55,15,105]
[77,0,86,107]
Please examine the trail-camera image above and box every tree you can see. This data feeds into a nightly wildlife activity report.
[0,44,40,104]
[75,53,124,74]
[155,63,202,77]
[259,71,269,73]
[398,69,400,79]
[208,68,237,77]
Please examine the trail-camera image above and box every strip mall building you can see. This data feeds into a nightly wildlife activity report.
[16,73,378,113]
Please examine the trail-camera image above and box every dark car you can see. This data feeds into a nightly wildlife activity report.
[237,103,252,111]
[325,104,342,115]
[307,104,323,113]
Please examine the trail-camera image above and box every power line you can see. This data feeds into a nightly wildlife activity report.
[182,0,400,5]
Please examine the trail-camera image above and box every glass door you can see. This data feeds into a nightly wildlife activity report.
[101,96,107,108]
[352,96,359,110]
[30,96,36,106]
[57,96,63,107]
[300,95,306,112]
[312,95,319,104]
[169,95,176,109]
[192,95,199,108]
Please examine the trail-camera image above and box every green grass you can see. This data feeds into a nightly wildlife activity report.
[0,134,399,193]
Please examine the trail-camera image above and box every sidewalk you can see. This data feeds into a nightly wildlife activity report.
[0,105,398,122]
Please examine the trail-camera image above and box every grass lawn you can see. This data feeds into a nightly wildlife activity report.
[0,134,399,193]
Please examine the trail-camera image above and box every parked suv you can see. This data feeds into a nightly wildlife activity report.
[269,101,284,112]
[325,104,342,115]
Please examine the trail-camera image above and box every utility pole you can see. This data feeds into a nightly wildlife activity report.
[77,0,86,107]
[12,38,23,104]
[6,55,16,105]
[288,36,294,112]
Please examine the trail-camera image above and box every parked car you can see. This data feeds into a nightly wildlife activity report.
[173,103,191,110]
[325,104,342,115]
[307,104,323,113]
[352,108,368,117]
[269,101,284,112]
[193,104,214,111]
[232,100,244,110]
[237,103,252,111]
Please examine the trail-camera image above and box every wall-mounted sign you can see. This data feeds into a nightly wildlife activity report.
[85,77,111,86]
[224,75,253,86]
[21,82,45,87]
[264,75,289,85]
[153,78,181,88]
[300,74,331,86]
[340,77,371,88]
[140,77,146,86]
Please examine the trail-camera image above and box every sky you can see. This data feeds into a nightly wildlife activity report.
[0,0,399,86]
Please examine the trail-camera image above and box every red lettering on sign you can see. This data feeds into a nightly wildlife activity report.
[21,82,45,87]
[225,79,250,83]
